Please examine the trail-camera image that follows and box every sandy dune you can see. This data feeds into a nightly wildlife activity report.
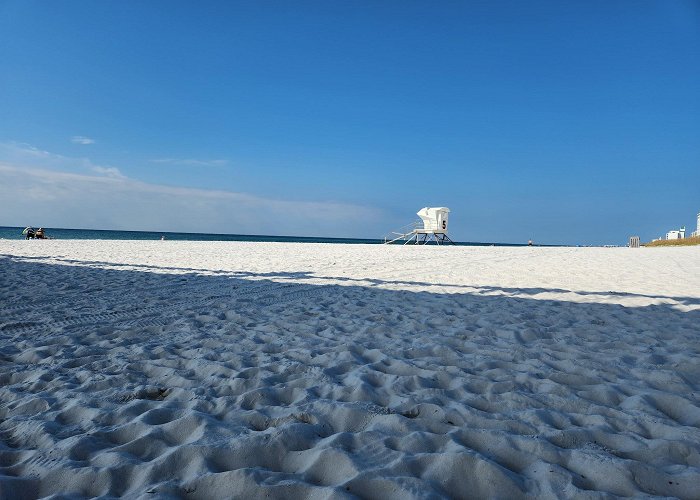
[1,241,699,498]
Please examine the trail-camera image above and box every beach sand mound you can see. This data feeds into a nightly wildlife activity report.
[0,242,699,498]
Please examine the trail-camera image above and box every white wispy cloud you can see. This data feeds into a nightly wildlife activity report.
[150,158,228,167]
[90,166,126,179]
[71,136,95,145]
[0,143,382,237]
[0,141,122,178]
[3,142,53,159]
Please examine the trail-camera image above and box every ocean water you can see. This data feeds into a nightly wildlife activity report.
[0,226,529,246]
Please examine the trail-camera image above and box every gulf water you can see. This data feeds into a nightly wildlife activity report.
[0,226,530,246]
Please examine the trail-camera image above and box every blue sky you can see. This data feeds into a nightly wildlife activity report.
[1,1,698,244]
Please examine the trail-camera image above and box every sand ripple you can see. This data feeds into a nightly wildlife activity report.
[0,243,699,498]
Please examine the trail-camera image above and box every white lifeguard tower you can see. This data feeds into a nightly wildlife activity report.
[384,207,454,245]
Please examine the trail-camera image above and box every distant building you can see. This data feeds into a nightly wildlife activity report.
[666,226,686,240]
[692,212,700,238]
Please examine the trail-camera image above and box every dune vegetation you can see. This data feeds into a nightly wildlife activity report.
[644,235,700,246]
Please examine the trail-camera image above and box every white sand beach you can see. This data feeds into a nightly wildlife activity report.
[1,241,699,499]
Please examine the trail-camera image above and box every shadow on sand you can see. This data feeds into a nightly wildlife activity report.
[1,254,699,498]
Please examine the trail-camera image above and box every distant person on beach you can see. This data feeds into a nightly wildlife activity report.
[161,235,165,241]
[23,227,35,239]
[35,228,47,239]
[528,239,533,246]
